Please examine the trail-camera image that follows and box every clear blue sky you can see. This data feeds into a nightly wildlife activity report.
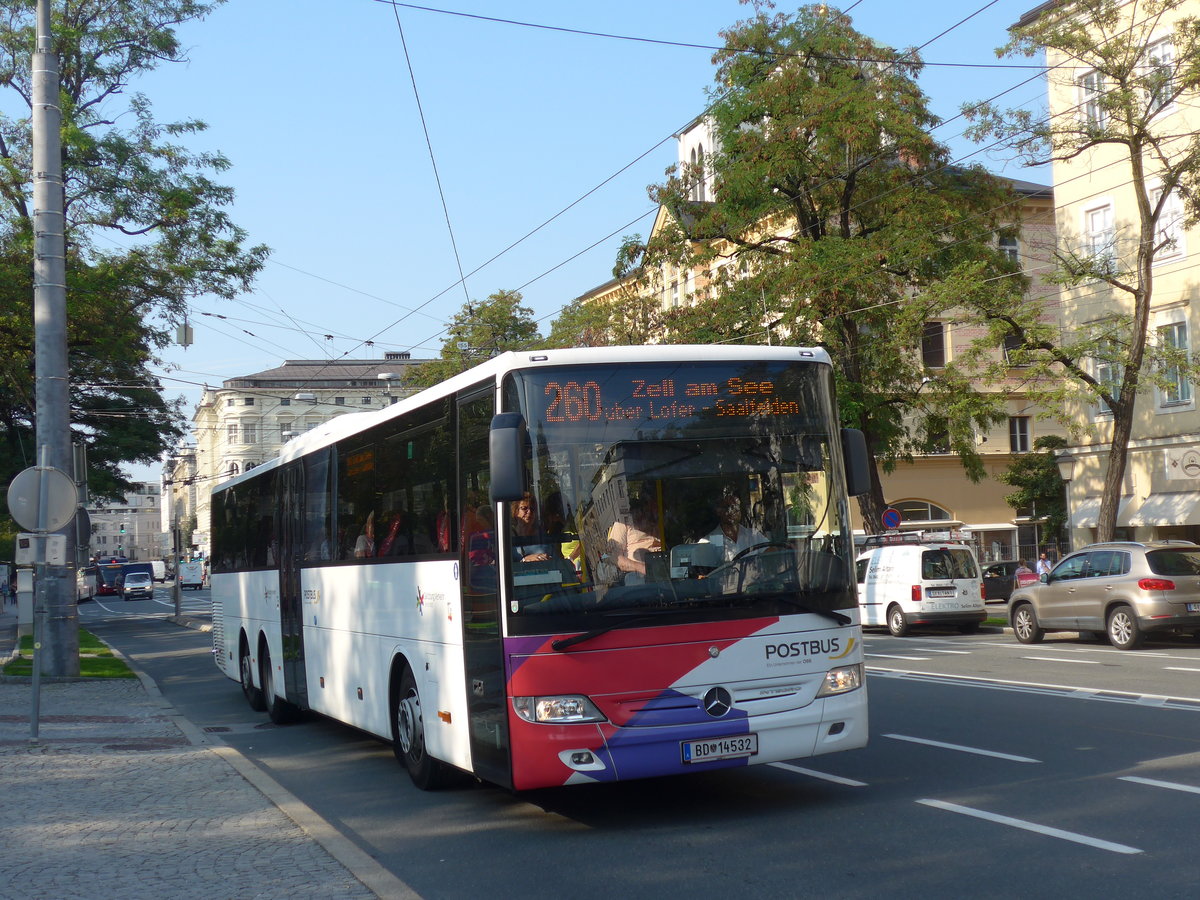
[126,0,1050,479]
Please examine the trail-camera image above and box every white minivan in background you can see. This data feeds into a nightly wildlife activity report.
[856,535,985,636]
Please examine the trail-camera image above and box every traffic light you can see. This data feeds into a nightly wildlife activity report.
[119,522,126,534]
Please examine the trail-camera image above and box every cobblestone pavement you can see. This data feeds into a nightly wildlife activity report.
[0,606,401,899]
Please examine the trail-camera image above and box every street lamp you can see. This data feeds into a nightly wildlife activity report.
[377,372,402,405]
[1055,450,1076,554]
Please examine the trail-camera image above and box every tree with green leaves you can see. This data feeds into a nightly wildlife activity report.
[409,289,542,388]
[997,434,1068,544]
[619,2,1028,530]
[964,0,1200,542]
[0,0,267,524]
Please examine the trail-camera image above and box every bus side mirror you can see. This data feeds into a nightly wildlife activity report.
[489,413,528,503]
[841,428,870,497]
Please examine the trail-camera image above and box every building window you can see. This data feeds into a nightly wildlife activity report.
[998,234,1019,265]
[227,424,239,444]
[1158,321,1191,406]
[225,398,234,407]
[1085,203,1115,273]
[244,397,255,406]
[1094,341,1122,415]
[1145,38,1175,113]
[1009,416,1031,453]
[922,321,946,368]
[1152,187,1185,260]
[1079,69,1105,128]
[280,398,291,406]
[1002,333,1028,366]
[891,499,952,522]
[924,416,950,454]
[335,397,345,406]
[361,396,372,405]
[242,424,258,444]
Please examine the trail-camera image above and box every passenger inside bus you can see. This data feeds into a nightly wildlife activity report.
[606,493,663,581]
[353,512,376,558]
[511,493,553,562]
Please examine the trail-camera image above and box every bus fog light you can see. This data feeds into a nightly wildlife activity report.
[513,695,606,724]
[816,663,863,697]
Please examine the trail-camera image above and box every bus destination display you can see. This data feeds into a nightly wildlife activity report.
[541,376,802,424]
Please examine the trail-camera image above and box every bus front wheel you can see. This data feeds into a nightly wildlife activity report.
[393,666,448,790]
[240,640,265,711]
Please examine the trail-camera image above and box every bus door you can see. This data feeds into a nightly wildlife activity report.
[457,387,512,788]
[277,462,309,709]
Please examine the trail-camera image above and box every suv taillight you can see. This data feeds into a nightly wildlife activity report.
[1138,577,1175,591]
[911,585,922,602]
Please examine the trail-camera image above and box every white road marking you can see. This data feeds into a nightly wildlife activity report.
[914,648,971,655]
[1165,667,1200,673]
[1022,656,1100,665]
[884,733,1039,763]
[769,762,867,786]
[917,799,1142,854]
[1119,776,1200,795]
[865,654,931,660]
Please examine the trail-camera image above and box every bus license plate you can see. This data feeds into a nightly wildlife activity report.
[681,734,758,763]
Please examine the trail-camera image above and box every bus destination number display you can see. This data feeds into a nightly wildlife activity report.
[542,378,800,423]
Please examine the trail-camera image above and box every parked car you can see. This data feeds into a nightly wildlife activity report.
[121,571,154,601]
[982,561,1022,602]
[1008,540,1200,650]
[856,537,985,636]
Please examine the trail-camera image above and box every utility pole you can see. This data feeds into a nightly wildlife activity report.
[32,0,79,675]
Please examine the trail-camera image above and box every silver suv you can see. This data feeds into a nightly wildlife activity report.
[1008,541,1200,650]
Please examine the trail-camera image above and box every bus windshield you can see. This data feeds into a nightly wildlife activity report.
[497,359,857,638]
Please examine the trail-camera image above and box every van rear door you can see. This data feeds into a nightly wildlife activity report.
[920,546,982,612]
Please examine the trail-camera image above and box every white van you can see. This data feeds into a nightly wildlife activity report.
[856,538,985,636]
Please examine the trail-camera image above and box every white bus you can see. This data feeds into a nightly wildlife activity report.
[211,346,871,791]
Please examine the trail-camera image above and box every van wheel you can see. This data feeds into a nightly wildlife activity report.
[393,666,449,790]
[1012,603,1044,644]
[1107,604,1144,651]
[240,642,266,711]
[887,605,909,637]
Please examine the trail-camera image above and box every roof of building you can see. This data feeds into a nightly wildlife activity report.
[220,356,434,390]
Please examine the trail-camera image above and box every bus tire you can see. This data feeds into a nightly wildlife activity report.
[259,642,300,724]
[240,638,266,711]
[393,665,449,790]
[886,604,909,637]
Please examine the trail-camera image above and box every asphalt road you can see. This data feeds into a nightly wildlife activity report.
[82,596,1200,899]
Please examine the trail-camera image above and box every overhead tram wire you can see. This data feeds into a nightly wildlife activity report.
[390,3,474,314]
[374,0,1046,70]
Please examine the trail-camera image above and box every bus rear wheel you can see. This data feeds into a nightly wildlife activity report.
[240,641,265,711]
[393,667,449,790]
[259,644,300,724]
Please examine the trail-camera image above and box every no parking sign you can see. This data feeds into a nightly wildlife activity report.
[881,507,901,530]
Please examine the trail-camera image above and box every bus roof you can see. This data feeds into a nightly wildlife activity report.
[212,344,832,496]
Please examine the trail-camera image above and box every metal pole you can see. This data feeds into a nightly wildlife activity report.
[30,445,50,742]
[32,0,78,676]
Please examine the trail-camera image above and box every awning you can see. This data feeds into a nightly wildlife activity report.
[1071,496,1132,529]
[1127,492,1200,526]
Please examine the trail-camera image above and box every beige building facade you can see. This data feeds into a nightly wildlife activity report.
[1024,0,1200,550]
[186,353,430,557]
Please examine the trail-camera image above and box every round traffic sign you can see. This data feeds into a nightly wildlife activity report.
[881,507,902,530]
[6,465,78,532]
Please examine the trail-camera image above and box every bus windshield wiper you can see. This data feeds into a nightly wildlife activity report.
[551,611,681,652]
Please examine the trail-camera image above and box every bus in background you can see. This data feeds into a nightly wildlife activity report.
[210,346,871,791]
[85,557,128,597]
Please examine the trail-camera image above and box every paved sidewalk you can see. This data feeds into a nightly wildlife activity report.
[0,605,402,900]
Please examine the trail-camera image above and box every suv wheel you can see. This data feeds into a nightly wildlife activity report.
[1107,604,1144,650]
[1012,603,1044,644]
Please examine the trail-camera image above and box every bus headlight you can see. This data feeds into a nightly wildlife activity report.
[513,695,607,724]
[816,663,863,697]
